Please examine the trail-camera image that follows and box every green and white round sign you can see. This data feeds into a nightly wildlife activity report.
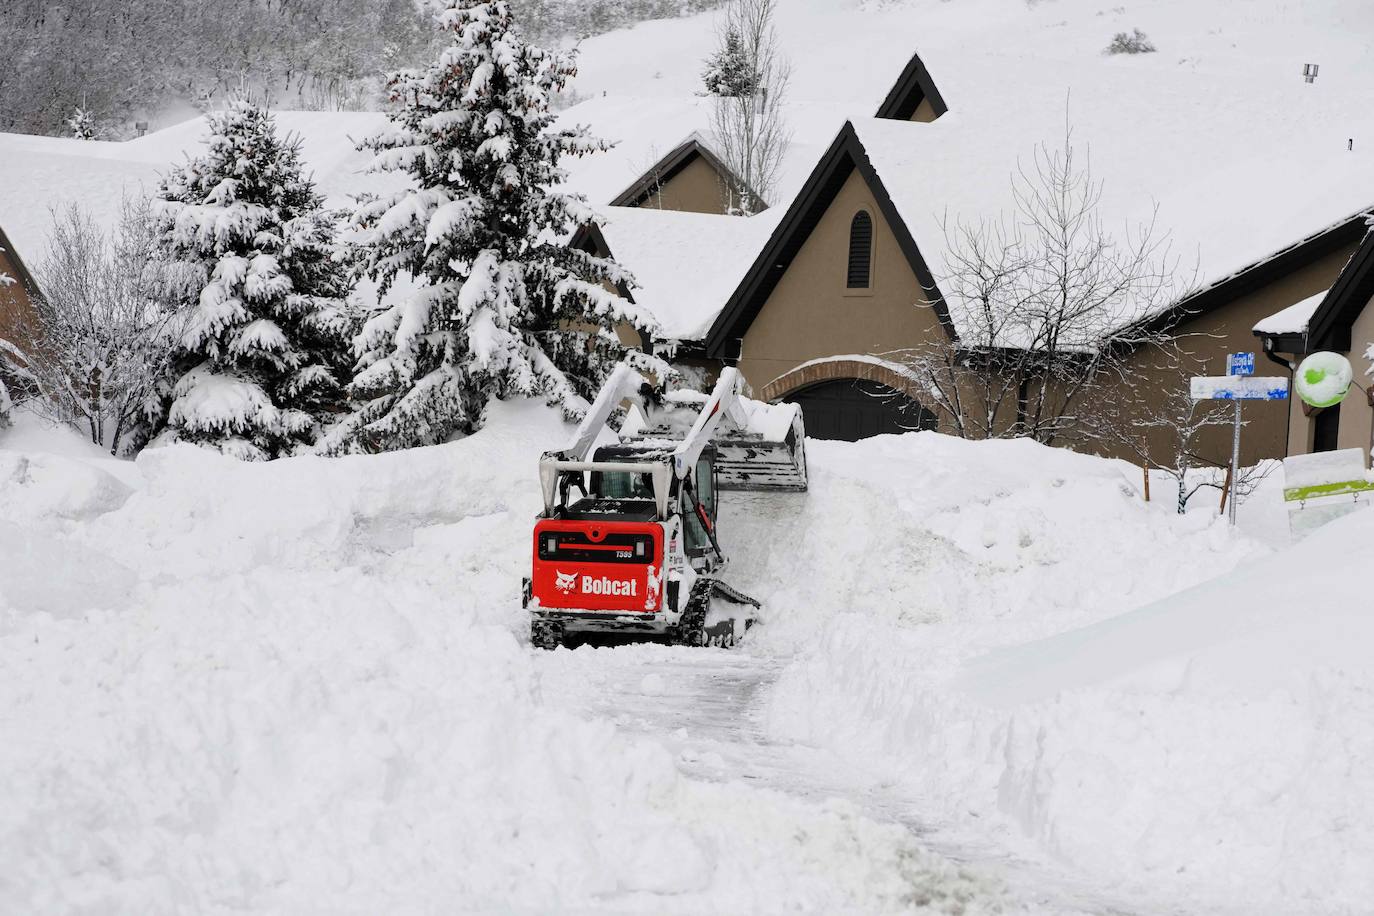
[1294,351,1353,408]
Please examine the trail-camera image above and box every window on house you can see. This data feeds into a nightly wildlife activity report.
[847,211,873,289]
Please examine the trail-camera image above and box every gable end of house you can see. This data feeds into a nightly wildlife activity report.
[704,121,952,360]
[874,50,948,122]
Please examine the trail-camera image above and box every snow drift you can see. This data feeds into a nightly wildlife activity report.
[0,404,993,914]
[752,433,1369,914]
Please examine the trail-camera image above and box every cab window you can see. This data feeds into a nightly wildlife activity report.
[683,458,716,553]
[594,471,655,500]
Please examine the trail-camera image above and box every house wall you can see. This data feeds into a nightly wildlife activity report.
[1280,291,1374,465]
[911,97,938,123]
[1086,242,1361,468]
[1337,299,1374,458]
[639,154,729,215]
[0,244,39,352]
[733,169,948,410]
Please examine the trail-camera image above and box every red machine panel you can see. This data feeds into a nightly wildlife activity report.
[531,519,663,612]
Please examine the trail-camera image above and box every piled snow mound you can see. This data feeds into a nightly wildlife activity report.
[748,430,1369,913]
[0,402,994,914]
[958,506,1374,911]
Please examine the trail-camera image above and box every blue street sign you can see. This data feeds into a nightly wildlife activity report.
[1228,352,1256,376]
[1191,376,1289,401]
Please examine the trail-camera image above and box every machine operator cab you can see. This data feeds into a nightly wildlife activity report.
[548,444,722,566]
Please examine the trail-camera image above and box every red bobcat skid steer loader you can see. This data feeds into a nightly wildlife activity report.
[523,363,807,650]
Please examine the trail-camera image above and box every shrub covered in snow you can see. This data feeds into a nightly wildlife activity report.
[149,100,355,461]
[65,106,97,140]
[1105,28,1157,55]
[338,0,660,452]
[8,199,179,456]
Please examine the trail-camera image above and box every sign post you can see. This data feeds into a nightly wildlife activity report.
[1190,353,1287,526]
[1224,353,1252,526]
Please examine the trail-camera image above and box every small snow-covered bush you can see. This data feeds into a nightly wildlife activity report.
[1105,28,1157,55]
[20,199,177,456]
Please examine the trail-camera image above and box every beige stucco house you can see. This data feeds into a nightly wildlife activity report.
[683,117,1367,458]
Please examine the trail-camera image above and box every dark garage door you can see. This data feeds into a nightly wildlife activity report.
[785,378,936,442]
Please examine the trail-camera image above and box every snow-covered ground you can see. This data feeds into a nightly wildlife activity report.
[5,402,1369,913]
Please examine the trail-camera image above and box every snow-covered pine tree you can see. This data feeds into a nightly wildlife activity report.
[341,0,659,452]
[66,106,96,140]
[150,100,355,460]
[702,28,755,97]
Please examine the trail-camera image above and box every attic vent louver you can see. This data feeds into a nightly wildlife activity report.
[847,211,873,288]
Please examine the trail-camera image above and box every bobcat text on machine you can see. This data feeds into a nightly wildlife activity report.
[523,362,808,650]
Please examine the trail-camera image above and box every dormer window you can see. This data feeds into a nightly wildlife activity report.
[847,211,873,289]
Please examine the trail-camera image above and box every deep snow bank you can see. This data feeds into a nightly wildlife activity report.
[746,431,1366,913]
[960,506,1374,912]
[0,404,994,914]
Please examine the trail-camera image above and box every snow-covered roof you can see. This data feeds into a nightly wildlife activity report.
[0,111,393,268]
[594,205,779,342]
[555,93,845,212]
[1253,289,1328,336]
[848,34,1374,329]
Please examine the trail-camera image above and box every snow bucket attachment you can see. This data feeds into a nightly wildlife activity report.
[710,402,807,492]
[617,371,808,493]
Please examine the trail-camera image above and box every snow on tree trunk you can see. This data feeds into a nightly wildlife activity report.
[336,0,660,453]
[149,100,355,461]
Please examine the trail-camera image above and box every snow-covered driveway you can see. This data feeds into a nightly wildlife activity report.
[538,641,1153,916]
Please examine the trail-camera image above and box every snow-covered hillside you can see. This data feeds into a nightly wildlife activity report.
[4,399,1368,912]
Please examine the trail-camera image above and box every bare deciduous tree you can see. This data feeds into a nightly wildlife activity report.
[706,0,791,215]
[896,124,1190,446]
[1,199,180,454]
[1092,359,1272,513]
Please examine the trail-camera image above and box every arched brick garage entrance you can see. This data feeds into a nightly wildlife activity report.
[763,359,937,442]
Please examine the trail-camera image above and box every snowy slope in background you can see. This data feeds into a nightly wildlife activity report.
[0,112,394,269]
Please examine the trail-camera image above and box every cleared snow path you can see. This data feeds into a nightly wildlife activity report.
[537,643,1160,915]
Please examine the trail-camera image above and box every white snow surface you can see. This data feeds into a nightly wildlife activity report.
[0,404,1007,915]
[1254,288,1329,334]
[0,111,394,268]
[594,206,780,341]
[6,401,1369,912]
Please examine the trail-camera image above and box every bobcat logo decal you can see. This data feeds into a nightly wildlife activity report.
[554,571,578,594]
